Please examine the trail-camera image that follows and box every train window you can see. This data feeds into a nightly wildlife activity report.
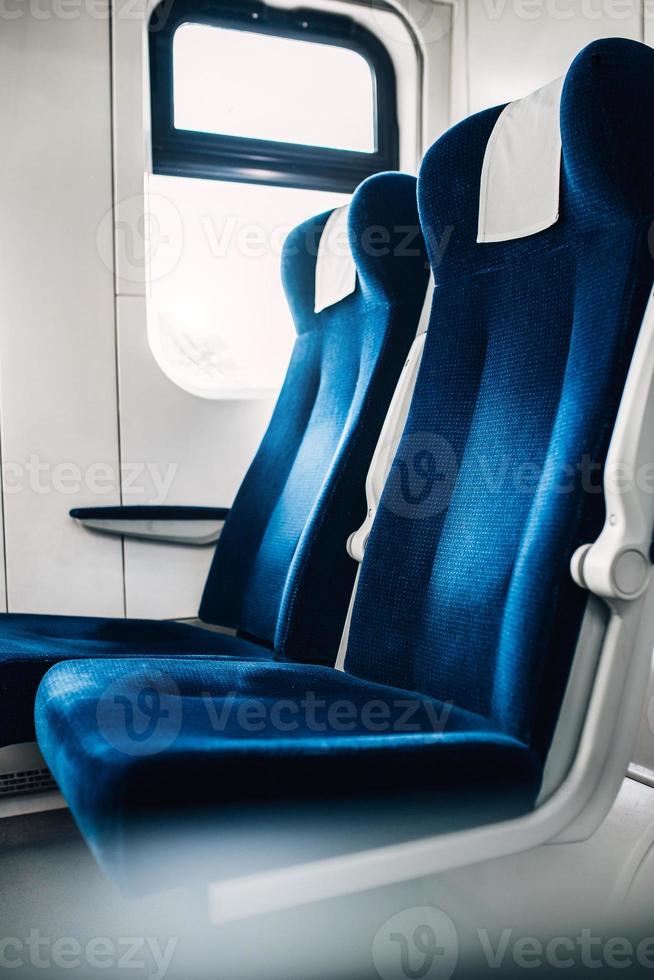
[147,1,398,399]
[173,25,375,153]
[149,2,399,192]
[145,178,349,399]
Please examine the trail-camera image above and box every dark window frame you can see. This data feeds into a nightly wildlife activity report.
[149,0,400,192]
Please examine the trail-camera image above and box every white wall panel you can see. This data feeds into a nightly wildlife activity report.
[449,0,470,124]
[113,0,151,297]
[111,0,435,620]
[113,0,280,620]
[117,295,275,619]
[419,2,455,148]
[646,2,654,44]
[466,0,643,113]
[0,451,7,614]
[0,10,124,615]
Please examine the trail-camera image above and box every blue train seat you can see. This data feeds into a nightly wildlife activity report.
[35,38,654,889]
[0,172,428,753]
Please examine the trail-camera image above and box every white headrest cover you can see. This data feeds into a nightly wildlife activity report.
[314,205,357,314]
[477,75,564,244]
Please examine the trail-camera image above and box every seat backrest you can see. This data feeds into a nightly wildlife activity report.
[344,38,654,759]
[200,172,429,664]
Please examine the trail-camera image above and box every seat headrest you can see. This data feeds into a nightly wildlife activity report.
[561,37,654,217]
[281,211,331,334]
[477,76,564,243]
[282,171,425,332]
[347,171,425,305]
[419,37,654,283]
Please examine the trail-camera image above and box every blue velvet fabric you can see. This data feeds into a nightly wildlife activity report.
[35,658,539,890]
[0,173,426,749]
[34,38,654,888]
[200,172,429,662]
[0,615,267,747]
[346,37,654,756]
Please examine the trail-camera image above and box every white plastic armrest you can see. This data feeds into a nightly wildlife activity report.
[73,517,225,546]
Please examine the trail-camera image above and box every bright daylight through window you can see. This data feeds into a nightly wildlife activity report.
[148,18,380,399]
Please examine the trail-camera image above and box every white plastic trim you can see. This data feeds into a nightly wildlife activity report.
[0,742,66,818]
[347,332,427,564]
[73,517,225,546]
[207,284,654,922]
[571,289,654,601]
[314,206,357,314]
[334,567,360,673]
[0,789,66,820]
[345,277,433,571]
[0,741,49,777]
[536,595,607,804]
[335,329,428,671]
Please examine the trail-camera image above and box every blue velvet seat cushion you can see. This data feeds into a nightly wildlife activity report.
[36,658,540,891]
[0,614,269,748]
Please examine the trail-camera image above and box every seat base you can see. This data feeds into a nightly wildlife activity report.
[35,657,541,894]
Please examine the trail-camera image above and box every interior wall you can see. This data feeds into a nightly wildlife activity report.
[455,0,644,119]
[646,3,654,43]
[417,1,455,148]
[117,293,275,619]
[113,0,281,620]
[0,8,124,615]
[0,0,641,620]
[112,0,445,621]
